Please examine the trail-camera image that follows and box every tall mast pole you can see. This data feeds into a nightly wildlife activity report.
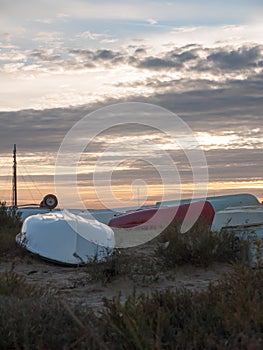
[12,144,17,207]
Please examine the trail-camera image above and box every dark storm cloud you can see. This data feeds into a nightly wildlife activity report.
[68,49,94,58]
[77,167,163,187]
[0,107,86,153]
[132,65,263,119]
[1,67,261,155]
[205,149,263,181]
[136,45,263,72]
[134,47,147,55]
[15,48,127,73]
[138,57,181,69]
[17,43,263,75]
[207,45,262,70]
[72,147,263,188]
[61,48,126,69]
[0,104,171,153]
[69,48,125,62]
[136,48,198,70]
[94,49,119,61]
[30,49,62,62]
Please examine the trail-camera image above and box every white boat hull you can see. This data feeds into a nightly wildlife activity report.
[211,205,263,267]
[157,193,259,211]
[211,205,263,232]
[229,224,263,268]
[16,211,115,265]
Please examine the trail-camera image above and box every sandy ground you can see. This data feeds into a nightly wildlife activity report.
[0,240,234,310]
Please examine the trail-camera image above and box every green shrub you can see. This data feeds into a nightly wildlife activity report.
[0,201,22,258]
[156,222,239,267]
[0,201,21,229]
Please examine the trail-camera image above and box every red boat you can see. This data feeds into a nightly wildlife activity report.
[109,193,260,229]
[109,200,215,228]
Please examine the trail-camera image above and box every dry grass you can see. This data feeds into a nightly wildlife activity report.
[0,268,104,349]
[84,245,163,286]
[100,266,263,349]
[0,266,262,349]
[156,222,241,267]
[0,201,23,259]
[0,268,42,298]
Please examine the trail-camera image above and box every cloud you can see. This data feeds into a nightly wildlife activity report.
[207,45,263,70]
[77,31,118,44]
[205,148,263,180]
[147,18,158,25]
[0,50,26,62]
[0,39,262,112]
[100,38,118,44]
[136,45,263,73]
[94,49,121,61]
[1,43,261,80]
[78,31,107,40]
[138,57,180,69]
[68,48,125,64]
[30,49,62,62]
[0,107,83,153]
[35,18,53,24]
[134,47,147,55]
[0,40,262,154]
[136,47,200,70]
[32,31,63,44]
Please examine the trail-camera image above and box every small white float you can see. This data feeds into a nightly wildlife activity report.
[211,205,263,268]
[16,210,115,265]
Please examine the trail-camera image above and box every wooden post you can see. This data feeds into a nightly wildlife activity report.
[12,144,17,207]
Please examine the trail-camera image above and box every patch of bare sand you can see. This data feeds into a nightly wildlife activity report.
[0,240,234,311]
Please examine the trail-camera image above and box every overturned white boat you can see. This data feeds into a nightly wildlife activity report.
[16,210,115,265]
[211,205,263,268]
[157,193,260,210]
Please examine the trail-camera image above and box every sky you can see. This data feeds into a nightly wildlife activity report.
[0,0,262,208]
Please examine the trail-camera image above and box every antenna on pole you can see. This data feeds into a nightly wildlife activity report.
[12,144,17,207]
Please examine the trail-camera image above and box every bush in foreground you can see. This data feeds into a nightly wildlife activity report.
[0,201,22,258]
[0,270,101,350]
[101,266,263,349]
[156,222,240,267]
[0,266,262,349]
[0,269,41,298]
